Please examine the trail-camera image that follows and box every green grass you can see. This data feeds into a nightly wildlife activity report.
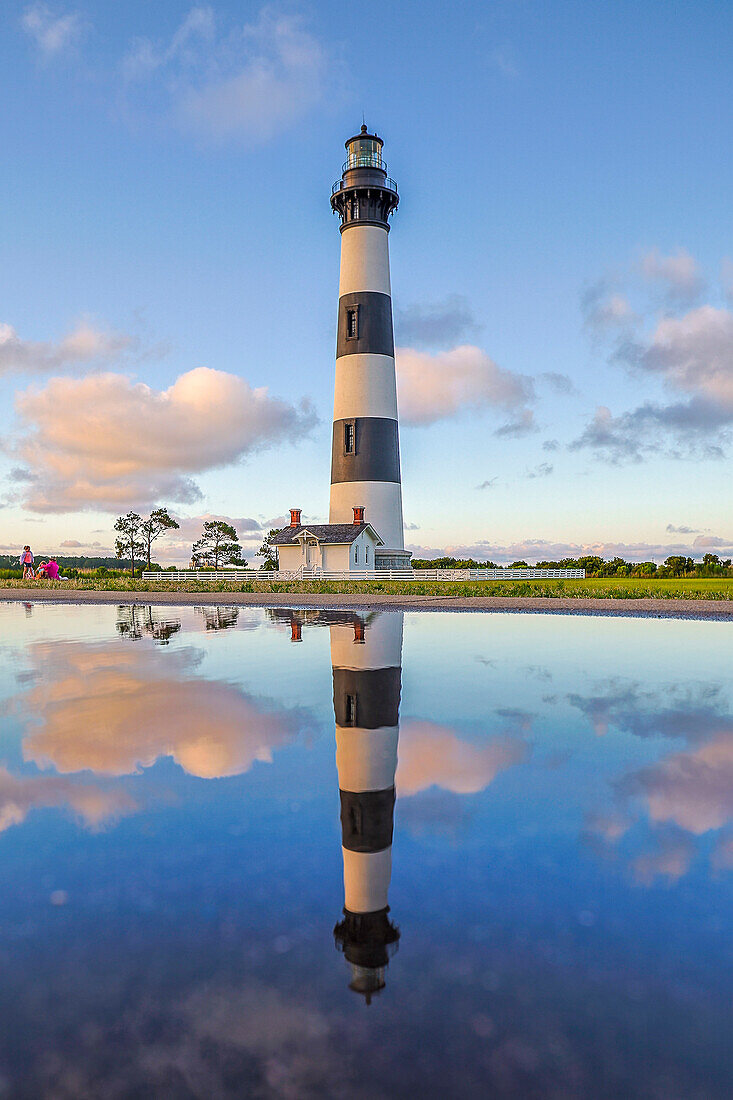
[2,577,733,599]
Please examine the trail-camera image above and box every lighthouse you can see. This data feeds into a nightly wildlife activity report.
[329,127,411,570]
[331,611,403,1001]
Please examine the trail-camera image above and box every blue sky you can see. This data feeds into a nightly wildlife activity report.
[1,0,732,563]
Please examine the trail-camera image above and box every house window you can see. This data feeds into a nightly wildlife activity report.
[354,544,359,564]
[365,546,369,564]
[346,307,359,339]
[344,422,355,453]
[346,694,357,726]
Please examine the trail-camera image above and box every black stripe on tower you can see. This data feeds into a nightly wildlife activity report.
[332,666,402,728]
[331,418,400,484]
[340,788,395,852]
[337,292,394,357]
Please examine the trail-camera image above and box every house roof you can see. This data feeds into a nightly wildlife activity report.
[269,523,383,546]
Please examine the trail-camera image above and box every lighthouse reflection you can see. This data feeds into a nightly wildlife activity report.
[330,611,402,1003]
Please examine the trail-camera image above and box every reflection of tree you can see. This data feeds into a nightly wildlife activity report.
[194,606,240,632]
[115,605,181,645]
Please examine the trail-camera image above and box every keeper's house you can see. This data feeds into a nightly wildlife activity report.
[270,508,382,572]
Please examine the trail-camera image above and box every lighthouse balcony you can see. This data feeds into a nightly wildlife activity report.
[332,174,398,196]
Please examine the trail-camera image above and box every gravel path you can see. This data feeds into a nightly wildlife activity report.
[1,588,732,620]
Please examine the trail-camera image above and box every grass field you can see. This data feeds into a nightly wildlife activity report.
[2,577,733,600]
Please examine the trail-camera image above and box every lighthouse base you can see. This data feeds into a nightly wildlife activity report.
[375,549,412,571]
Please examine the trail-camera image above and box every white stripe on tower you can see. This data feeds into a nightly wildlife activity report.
[330,127,409,565]
[331,611,403,1001]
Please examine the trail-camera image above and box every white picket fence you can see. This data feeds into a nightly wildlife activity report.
[142,568,585,582]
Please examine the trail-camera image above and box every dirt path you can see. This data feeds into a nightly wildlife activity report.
[1,588,732,620]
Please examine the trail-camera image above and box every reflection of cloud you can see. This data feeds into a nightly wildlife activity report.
[397,720,528,796]
[575,681,733,881]
[568,682,733,744]
[585,811,632,843]
[0,766,135,832]
[632,832,695,885]
[711,834,733,871]
[19,642,301,779]
[619,733,733,835]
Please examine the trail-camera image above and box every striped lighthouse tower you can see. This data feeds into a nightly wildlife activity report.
[331,611,403,1001]
[330,127,411,570]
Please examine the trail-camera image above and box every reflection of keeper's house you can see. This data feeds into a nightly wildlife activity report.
[270,508,383,572]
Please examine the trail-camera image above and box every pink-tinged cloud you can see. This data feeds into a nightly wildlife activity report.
[395,345,533,428]
[20,641,302,779]
[14,367,316,513]
[640,247,704,301]
[0,766,136,833]
[396,719,529,796]
[637,305,733,405]
[0,320,133,375]
[632,833,696,885]
[622,732,733,835]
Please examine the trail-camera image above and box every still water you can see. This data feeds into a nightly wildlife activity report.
[0,601,730,1098]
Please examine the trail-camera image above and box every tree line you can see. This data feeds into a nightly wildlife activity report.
[411,554,733,577]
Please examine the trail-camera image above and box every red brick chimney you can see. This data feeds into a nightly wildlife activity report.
[353,618,365,644]
[290,618,302,642]
[290,508,301,527]
[353,506,365,526]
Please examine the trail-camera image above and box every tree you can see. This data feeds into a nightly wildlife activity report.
[141,507,180,570]
[258,529,280,571]
[114,512,145,576]
[192,520,245,569]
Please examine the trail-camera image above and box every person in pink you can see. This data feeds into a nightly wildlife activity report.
[19,546,35,580]
[44,560,60,581]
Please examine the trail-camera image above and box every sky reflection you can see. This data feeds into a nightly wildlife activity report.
[0,601,730,1098]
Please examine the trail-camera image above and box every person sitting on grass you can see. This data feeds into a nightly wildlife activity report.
[37,559,61,581]
[19,546,35,580]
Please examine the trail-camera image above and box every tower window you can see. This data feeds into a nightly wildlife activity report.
[346,694,357,726]
[344,422,355,453]
[346,307,359,339]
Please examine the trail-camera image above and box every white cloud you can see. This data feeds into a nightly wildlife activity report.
[581,281,636,333]
[574,305,733,461]
[0,320,134,376]
[123,7,330,143]
[21,3,83,57]
[14,367,316,513]
[395,344,533,428]
[626,306,733,406]
[640,247,704,302]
